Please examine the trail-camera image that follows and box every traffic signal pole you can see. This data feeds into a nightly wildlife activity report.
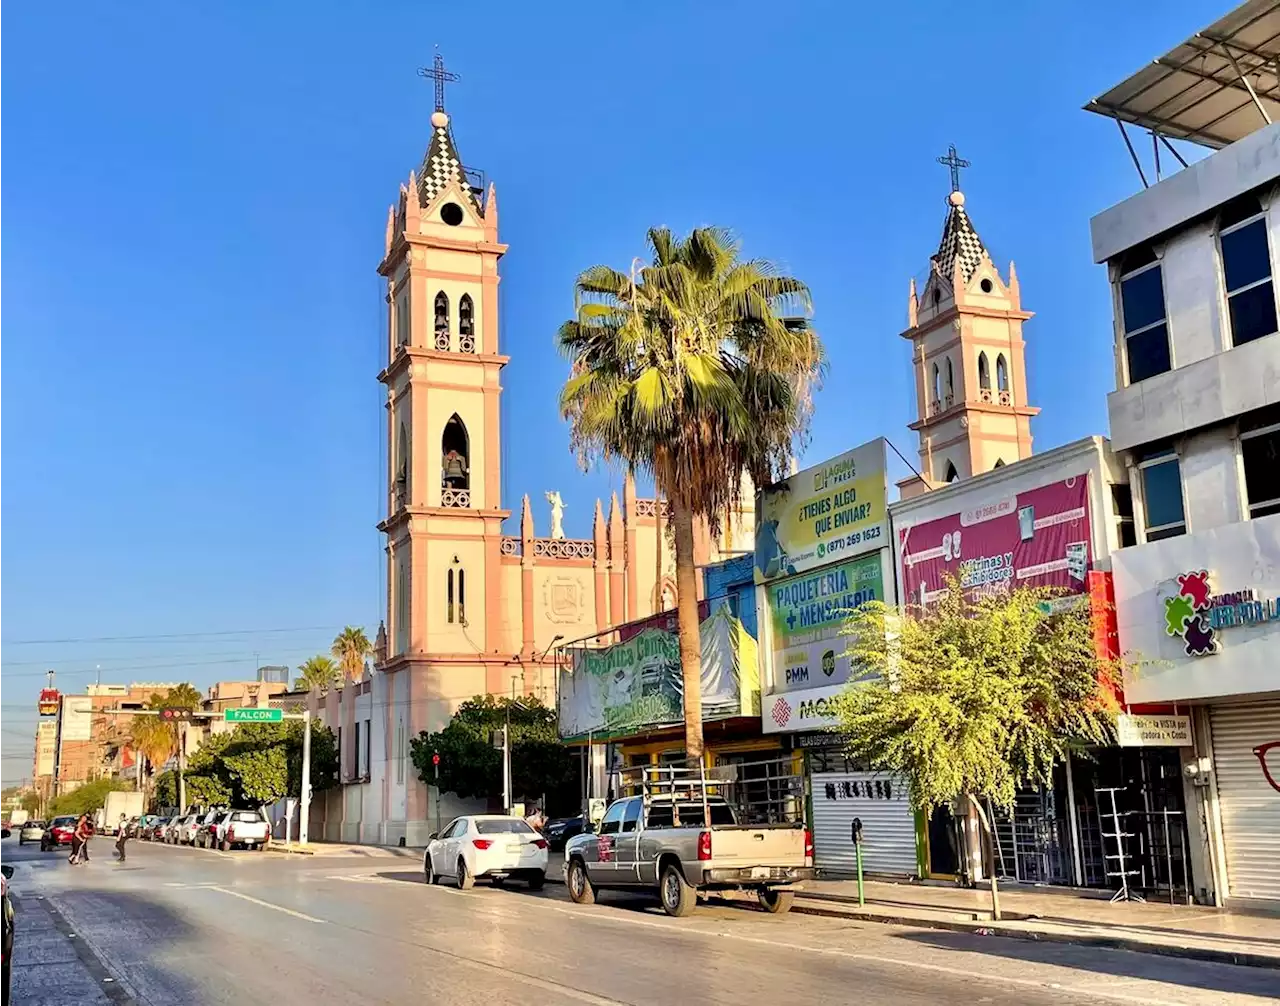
[178,721,187,813]
[299,709,312,845]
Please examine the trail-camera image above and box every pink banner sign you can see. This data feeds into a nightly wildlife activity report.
[899,473,1093,605]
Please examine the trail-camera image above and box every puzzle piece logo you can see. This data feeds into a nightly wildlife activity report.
[1164,570,1218,657]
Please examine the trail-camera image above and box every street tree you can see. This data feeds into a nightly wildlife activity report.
[20,791,42,817]
[295,655,340,693]
[831,580,1121,919]
[128,684,203,794]
[559,227,823,757]
[331,626,374,683]
[48,778,134,819]
[409,696,577,814]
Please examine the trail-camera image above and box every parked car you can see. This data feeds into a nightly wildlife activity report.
[195,808,227,849]
[143,817,170,841]
[40,816,78,852]
[123,816,141,838]
[213,809,269,851]
[160,818,182,844]
[3,837,14,1006]
[564,793,813,917]
[17,821,45,847]
[423,815,548,890]
[172,814,201,845]
[544,815,587,852]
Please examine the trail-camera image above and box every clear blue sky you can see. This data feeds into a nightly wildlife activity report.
[1,1,1221,784]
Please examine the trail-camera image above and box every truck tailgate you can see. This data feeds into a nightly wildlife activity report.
[707,825,807,868]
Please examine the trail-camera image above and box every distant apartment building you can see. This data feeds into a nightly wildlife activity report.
[53,682,179,794]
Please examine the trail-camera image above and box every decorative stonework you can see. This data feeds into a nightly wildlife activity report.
[441,488,470,508]
[543,574,586,624]
[632,498,672,519]
[459,333,475,353]
[532,538,594,560]
[500,537,522,556]
[435,330,450,351]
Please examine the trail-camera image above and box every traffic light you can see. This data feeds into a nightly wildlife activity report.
[158,707,195,722]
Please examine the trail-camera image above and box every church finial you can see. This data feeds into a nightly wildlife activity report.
[936,143,970,195]
[417,48,459,114]
[908,276,918,328]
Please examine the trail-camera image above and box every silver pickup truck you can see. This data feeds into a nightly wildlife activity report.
[563,794,813,917]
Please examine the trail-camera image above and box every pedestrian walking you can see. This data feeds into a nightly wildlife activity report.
[114,814,129,862]
[68,813,91,865]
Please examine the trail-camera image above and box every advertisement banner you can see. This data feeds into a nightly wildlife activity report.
[755,439,888,584]
[558,606,759,739]
[60,696,93,742]
[1116,713,1193,747]
[764,683,846,734]
[768,553,884,693]
[899,473,1092,606]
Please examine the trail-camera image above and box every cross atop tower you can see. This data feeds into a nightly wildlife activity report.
[417,49,460,112]
[936,144,970,194]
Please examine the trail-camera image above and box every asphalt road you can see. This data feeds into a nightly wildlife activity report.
[3,835,1277,1005]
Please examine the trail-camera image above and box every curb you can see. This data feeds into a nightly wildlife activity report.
[264,844,315,856]
[789,899,1280,971]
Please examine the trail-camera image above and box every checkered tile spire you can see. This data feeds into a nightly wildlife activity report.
[416,122,482,217]
[931,194,987,284]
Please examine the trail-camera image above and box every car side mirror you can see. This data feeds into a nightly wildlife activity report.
[1,864,14,879]
[427,832,437,841]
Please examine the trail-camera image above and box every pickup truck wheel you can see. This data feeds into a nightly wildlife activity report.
[659,864,696,918]
[757,889,795,915]
[566,860,595,905]
[456,857,475,891]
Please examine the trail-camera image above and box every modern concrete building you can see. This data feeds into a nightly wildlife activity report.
[1085,0,1280,906]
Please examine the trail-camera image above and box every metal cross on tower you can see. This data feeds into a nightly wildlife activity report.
[417,49,460,112]
[936,144,971,193]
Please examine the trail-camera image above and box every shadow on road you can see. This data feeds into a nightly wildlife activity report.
[895,928,1280,999]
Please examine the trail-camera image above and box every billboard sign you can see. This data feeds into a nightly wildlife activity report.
[899,473,1092,606]
[60,696,93,742]
[755,439,888,584]
[558,606,758,739]
[38,688,61,717]
[767,553,884,694]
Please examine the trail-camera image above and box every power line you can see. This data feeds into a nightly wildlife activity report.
[2,624,345,646]
[0,656,280,680]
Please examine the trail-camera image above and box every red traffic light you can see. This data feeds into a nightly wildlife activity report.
[432,753,440,766]
[159,707,193,722]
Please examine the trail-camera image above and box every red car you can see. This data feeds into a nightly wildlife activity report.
[40,815,78,852]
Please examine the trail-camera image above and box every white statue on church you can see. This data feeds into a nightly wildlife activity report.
[545,490,566,539]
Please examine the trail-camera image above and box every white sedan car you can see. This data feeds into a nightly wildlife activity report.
[18,821,45,846]
[423,815,548,890]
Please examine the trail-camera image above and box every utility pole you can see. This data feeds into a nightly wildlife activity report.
[299,709,312,844]
[178,720,187,813]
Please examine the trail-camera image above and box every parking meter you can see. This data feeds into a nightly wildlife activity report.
[851,817,865,905]
[851,818,863,845]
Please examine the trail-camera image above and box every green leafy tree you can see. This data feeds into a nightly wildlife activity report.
[128,684,204,794]
[167,722,337,810]
[20,791,42,817]
[410,696,578,814]
[831,580,1121,919]
[559,227,823,757]
[295,655,340,693]
[332,627,374,683]
[48,778,134,818]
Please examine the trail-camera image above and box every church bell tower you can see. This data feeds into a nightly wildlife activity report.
[898,149,1039,499]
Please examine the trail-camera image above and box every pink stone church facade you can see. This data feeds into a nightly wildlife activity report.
[306,98,751,845]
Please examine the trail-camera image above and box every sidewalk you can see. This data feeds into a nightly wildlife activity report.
[544,852,1280,969]
[265,840,421,858]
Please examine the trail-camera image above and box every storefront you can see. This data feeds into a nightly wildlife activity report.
[1112,514,1280,907]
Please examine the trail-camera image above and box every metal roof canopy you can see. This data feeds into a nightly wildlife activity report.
[1085,0,1280,151]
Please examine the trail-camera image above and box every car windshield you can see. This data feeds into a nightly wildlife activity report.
[51,816,76,828]
[231,811,261,823]
[475,819,536,835]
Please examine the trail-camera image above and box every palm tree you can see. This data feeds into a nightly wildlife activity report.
[130,713,178,791]
[296,655,340,693]
[332,626,374,683]
[559,227,823,758]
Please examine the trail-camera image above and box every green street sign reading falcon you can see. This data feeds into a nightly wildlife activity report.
[224,708,283,723]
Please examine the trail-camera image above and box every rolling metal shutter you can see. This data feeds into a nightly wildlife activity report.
[811,771,918,877]
[1211,700,1280,903]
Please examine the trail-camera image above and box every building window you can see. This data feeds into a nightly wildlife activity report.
[978,352,990,390]
[1111,483,1137,548]
[1219,194,1277,347]
[457,569,467,625]
[1240,405,1280,518]
[932,363,942,406]
[447,569,455,624]
[944,357,954,402]
[395,559,410,655]
[360,718,371,779]
[944,460,959,483]
[395,423,409,506]
[996,353,1009,392]
[352,721,362,780]
[395,293,409,347]
[434,291,450,350]
[1118,246,1171,383]
[1137,444,1186,541]
[441,414,470,503]
[458,294,475,353]
[395,720,405,784]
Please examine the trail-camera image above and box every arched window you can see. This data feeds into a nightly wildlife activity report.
[434,291,450,350]
[457,569,466,624]
[944,357,954,401]
[395,423,410,505]
[996,354,1009,392]
[441,414,470,503]
[458,294,475,353]
[932,363,942,405]
[395,293,409,347]
[978,352,990,390]
[446,569,455,623]
[944,461,960,483]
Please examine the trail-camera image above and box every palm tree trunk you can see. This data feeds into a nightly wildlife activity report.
[670,498,704,760]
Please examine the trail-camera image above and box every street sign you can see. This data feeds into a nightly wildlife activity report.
[159,708,195,722]
[224,708,284,723]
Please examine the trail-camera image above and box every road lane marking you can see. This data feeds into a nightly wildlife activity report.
[207,886,327,924]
